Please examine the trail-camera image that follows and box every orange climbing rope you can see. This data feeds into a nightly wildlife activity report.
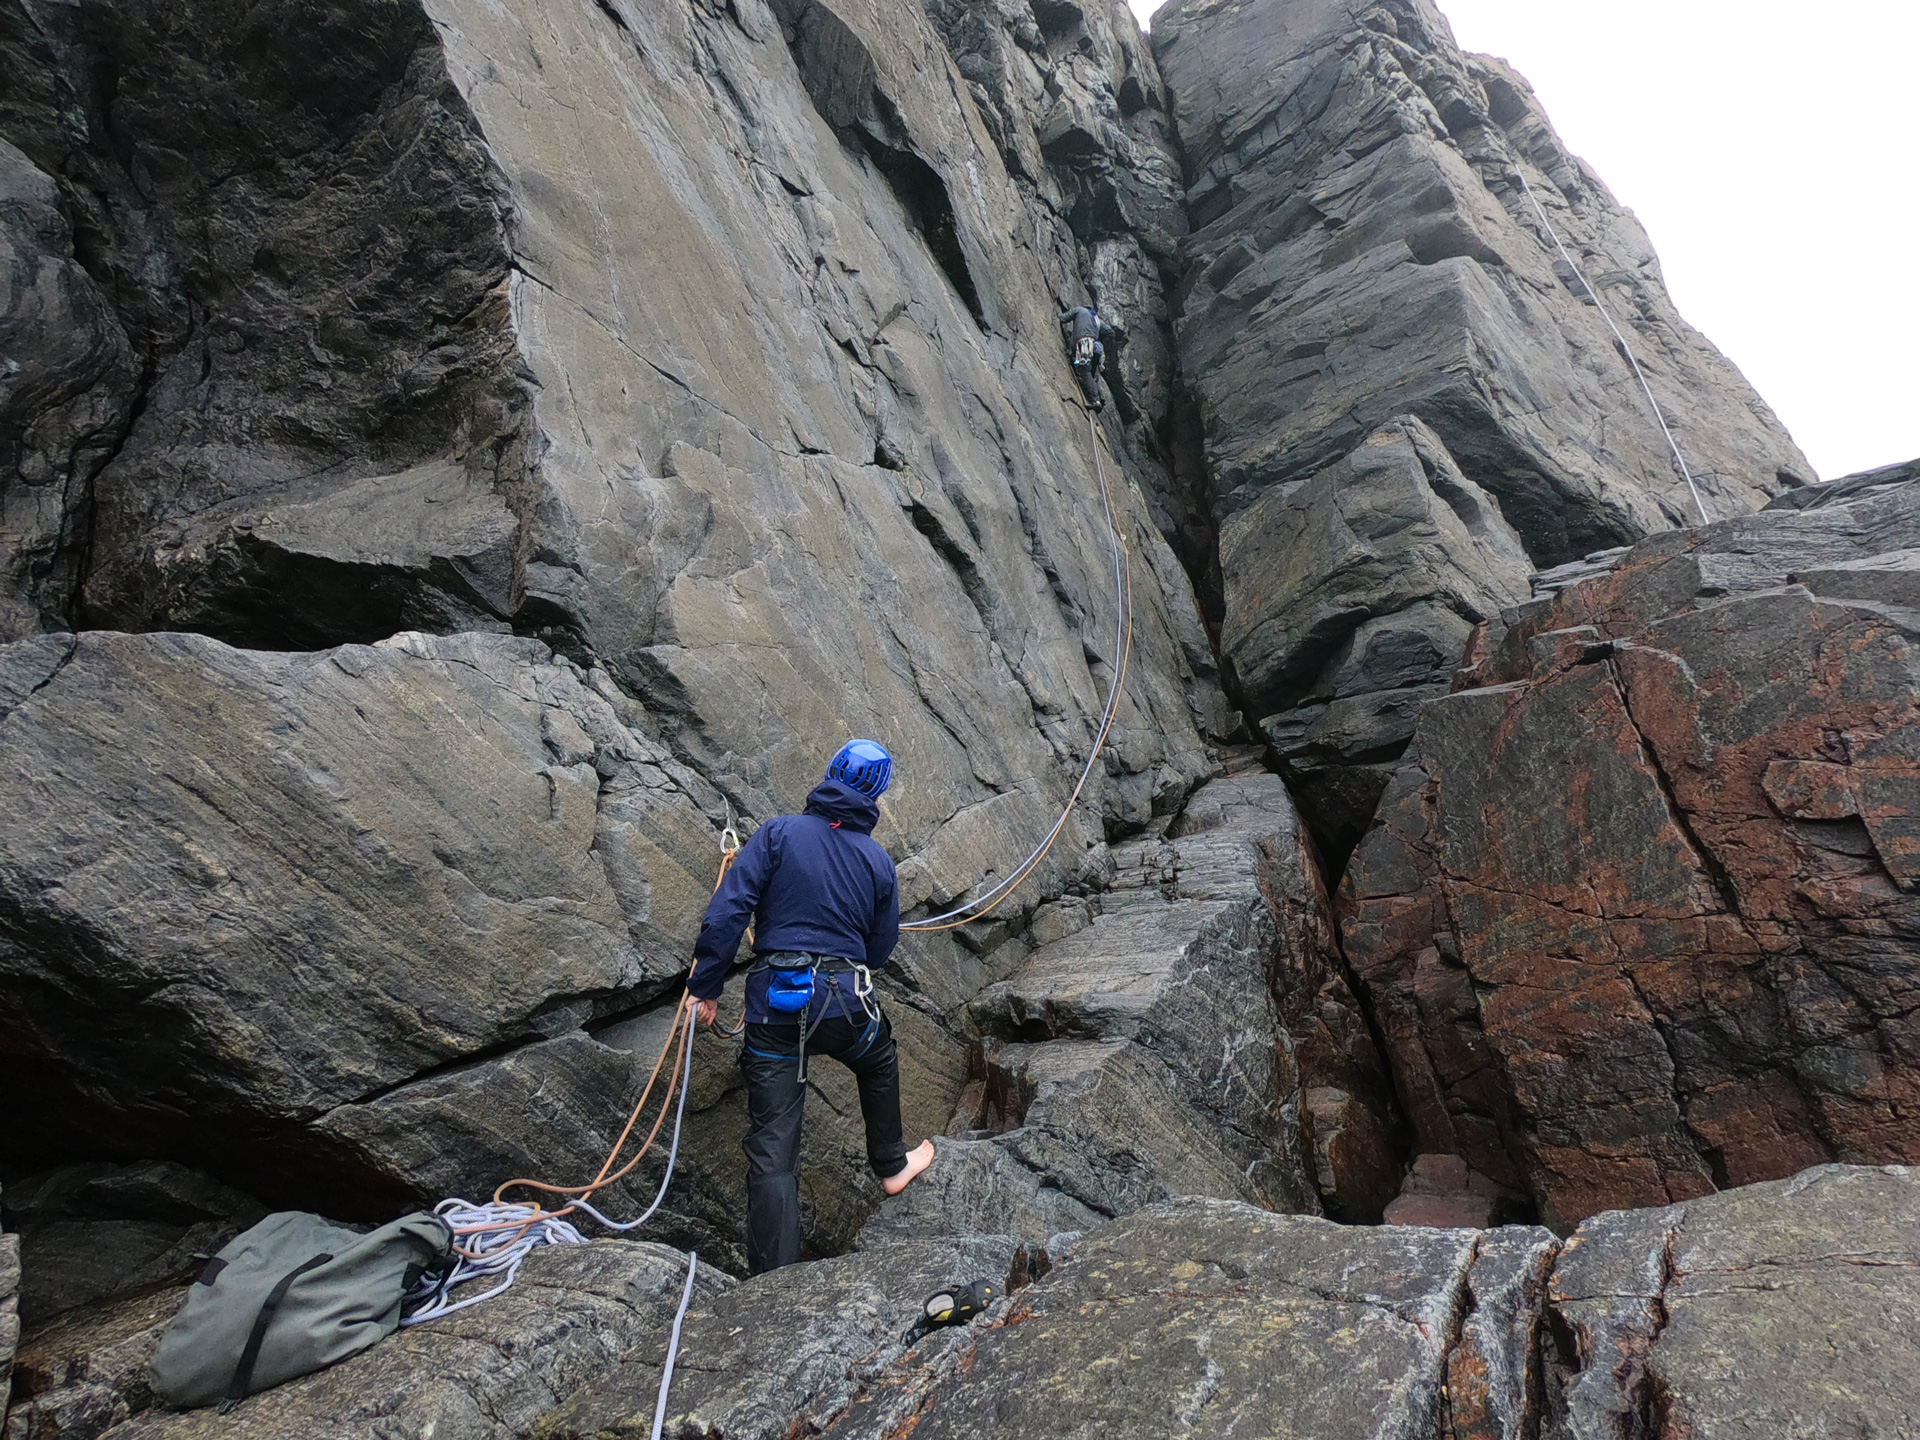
[479,825,751,1232]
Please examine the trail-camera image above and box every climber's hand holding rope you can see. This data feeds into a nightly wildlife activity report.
[692,997,718,1029]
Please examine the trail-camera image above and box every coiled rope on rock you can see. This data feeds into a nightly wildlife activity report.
[1510,168,1710,527]
[401,993,700,1319]
[402,994,704,1436]
[404,807,752,1329]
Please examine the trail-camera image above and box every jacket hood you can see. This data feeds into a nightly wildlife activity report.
[804,779,880,834]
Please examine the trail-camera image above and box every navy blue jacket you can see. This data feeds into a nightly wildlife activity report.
[687,780,899,1022]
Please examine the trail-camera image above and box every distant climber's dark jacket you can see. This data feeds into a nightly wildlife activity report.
[687,780,899,1023]
[1058,306,1105,354]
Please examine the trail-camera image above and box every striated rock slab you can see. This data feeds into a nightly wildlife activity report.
[7,1166,1910,1439]
[6,1284,181,1440]
[540,1235,1017,1440]
[853,1137,1098,1249]
[0,629,722,1212]
[1341,478,1920,1227]
[1546,1164,1920,1440]
[820,1199,1547,1440]
[1228,416,1533,862]
[1153,0,1811,566]
[871,774,1400,1236]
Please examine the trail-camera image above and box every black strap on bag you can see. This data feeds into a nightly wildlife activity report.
[220,1252,333,1413]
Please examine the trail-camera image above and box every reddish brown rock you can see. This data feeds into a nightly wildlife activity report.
[1383,1153,1518,1230]
[1340,477,1920,1229]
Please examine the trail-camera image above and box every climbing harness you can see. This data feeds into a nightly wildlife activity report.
[1510,168,1710,527]
[1073,335,1097,367]
[903,1278,998,1345]
[743,954,884,1080]
[900,410,1134,932]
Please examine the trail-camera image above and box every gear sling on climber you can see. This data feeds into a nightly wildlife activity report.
[686,740,935,1274]
[1059,304,1107,411]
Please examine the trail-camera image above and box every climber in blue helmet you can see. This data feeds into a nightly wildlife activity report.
[687,739,936,1273]
[1058,302,1108,412]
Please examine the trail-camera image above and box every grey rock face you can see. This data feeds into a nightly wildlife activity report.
[0,139,136,640]
[0,629,722,1212]
[1546,1164,1920,1440]
[1153,0,1812,567]
[0,0,528,647]
[0,0,1221,836]
[863,774,1400,1239]
[0,0,1233,1261]
[1150,0,1815,861]
[1223,418,1531,718]
[1223,416,1532,860]
[918,0,1213,589]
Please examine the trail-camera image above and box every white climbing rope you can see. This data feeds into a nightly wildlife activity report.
[1511,168,1711,527]
[399,1200,589,1326]
[900,407,1134,931]
[402,999,699,1324]
[397,1020,703,1440]
[650,1252,700,1440]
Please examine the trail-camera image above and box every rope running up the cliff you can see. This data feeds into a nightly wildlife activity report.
[394,401,1128,1435]
[1510,168,1711,527]
[898,406,1134,933]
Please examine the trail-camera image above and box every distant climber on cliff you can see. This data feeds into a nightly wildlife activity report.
[1059,303,1108,412]
[686,740,935,1274]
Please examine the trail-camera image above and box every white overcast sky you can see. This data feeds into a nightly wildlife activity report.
[1129,0,1919,481]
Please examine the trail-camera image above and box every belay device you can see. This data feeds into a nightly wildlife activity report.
[903,1278,998,1345]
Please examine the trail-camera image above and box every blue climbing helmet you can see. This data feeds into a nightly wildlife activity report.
[826,739,893,798]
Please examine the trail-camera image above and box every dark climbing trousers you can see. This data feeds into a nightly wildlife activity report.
[740,1010,907,1275]
[1073,359,1103,408]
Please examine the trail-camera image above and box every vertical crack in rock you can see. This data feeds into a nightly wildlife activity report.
[1603,653,1745,918]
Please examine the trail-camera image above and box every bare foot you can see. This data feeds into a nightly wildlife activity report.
[882,1139,936,1196]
